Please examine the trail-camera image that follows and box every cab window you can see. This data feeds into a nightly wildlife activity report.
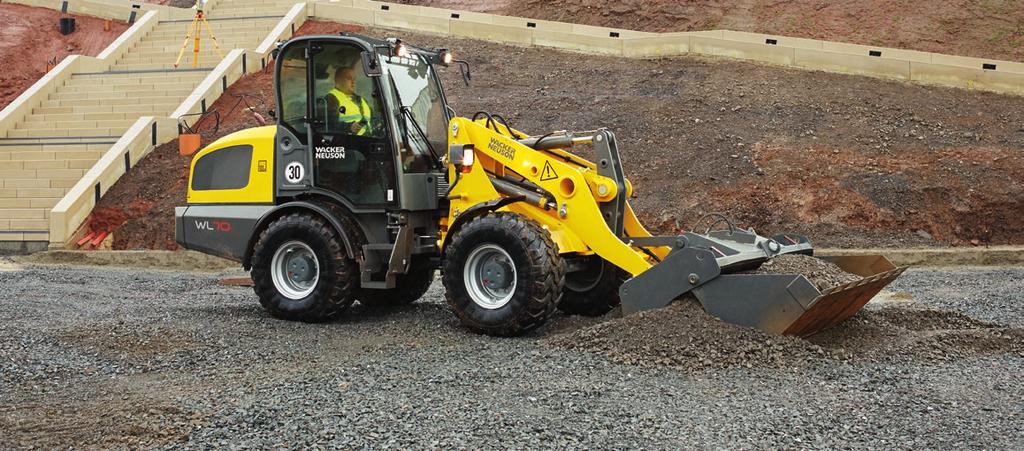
[191,145,252,191]
[309,42,395,207]
[384,54,447,173]
[277,45,308,144]
[311,45,385,138]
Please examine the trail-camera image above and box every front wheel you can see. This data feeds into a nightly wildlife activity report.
[442,213,565,336]
[250,213,358,322]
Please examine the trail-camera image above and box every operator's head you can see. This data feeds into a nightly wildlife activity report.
[334,64,357,95]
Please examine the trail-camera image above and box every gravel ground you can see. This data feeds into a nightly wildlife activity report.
[1,260,1022,449]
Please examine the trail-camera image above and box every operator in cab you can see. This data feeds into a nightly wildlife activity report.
[326,61,373,136]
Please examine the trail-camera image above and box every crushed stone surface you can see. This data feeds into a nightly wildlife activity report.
[1,263,1022,449]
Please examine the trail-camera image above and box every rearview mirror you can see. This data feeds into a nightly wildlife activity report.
[454,60,471,86]
[361,51,381,77]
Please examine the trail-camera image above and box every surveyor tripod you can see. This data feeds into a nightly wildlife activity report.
[173,9,223,69]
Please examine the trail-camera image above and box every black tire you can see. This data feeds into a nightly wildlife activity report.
[442,212,565,336]
[250,213,358,322]
[359,257,436,307]
[559,257,625,316]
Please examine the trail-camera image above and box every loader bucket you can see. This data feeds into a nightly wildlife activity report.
[618,232,908,337]
[691,255,907,336]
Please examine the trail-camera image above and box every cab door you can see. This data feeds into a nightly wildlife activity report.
[307,40,398,210]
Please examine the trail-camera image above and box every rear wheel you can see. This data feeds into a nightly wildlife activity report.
[359,257,436,307]
[559,257,625,316]
[442,213,565,336]
[250,213,358,322]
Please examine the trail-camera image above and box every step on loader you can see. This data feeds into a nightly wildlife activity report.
[175,34,906,337]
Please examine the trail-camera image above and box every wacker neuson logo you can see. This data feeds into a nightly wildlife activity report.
[487,137,516,161]
[315,146,346,159]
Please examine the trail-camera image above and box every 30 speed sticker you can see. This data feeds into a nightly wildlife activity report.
[285,162,305,184]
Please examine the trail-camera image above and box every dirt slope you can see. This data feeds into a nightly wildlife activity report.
[0,4,128,110]
[395,0,1024,62]
[92,21,1024,250]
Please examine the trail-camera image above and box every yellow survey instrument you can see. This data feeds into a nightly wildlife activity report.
[173,6,223,69]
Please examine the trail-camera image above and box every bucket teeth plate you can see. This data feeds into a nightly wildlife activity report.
[690,254,908,337]
[781,266,906,336]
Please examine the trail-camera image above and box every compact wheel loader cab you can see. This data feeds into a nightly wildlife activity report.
[176,34,906,337]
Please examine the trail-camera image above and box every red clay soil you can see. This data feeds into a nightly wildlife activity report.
[396,0,1024,63]
[93,20,1024,250]
[0,3,129,110]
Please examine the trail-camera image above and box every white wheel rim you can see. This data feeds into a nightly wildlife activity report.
[271,240,319,300]
[463,244,517,310]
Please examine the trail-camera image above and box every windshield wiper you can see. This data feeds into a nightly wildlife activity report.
[388,75,442,168]
[400,106,441,166]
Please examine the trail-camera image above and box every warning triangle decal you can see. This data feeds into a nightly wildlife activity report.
[539,161,558,181]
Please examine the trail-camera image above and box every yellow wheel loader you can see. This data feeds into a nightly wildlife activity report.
[175,34,905,336]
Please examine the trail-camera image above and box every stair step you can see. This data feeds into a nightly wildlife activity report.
[34,103,180,114]
[1,187,68,198]
[0,159,97,170]
[17,120,137,131]
[0,208,49,219]
[0,150,104,161]
[56,82,199,94]
[5,128,125,138]
[23,112,133,122]
[51,89,194,101]
[42,96,185,108]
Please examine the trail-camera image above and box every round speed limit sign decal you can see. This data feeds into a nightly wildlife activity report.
[284,162,305,184]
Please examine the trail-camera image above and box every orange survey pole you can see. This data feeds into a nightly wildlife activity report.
[192,11,202,68]
[173,12,198,69]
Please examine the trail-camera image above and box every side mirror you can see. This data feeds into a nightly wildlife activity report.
[271,40,286,60]
[455,60,471,86]
[362,50,381,77]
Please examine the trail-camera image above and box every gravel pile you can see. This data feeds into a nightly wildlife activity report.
[549,256,1022,370]
[549,298,1023,371]
[752,254,862,290]
[548,297,822,370]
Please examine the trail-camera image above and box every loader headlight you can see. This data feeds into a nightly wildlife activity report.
[439,49,454,66]
[449,144,474,173]
[392,40,410,58]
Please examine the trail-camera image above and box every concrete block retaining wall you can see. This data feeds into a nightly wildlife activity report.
[310,0,1024,96]
[49,116,177,243]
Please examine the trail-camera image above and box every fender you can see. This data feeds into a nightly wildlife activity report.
[242,200,362,269]
[442,196,525,251]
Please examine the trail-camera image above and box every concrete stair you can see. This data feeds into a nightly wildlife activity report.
[0,2,294,250]
[207,0,298,18]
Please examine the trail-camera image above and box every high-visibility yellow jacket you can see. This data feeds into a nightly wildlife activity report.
[328,88,372,136]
